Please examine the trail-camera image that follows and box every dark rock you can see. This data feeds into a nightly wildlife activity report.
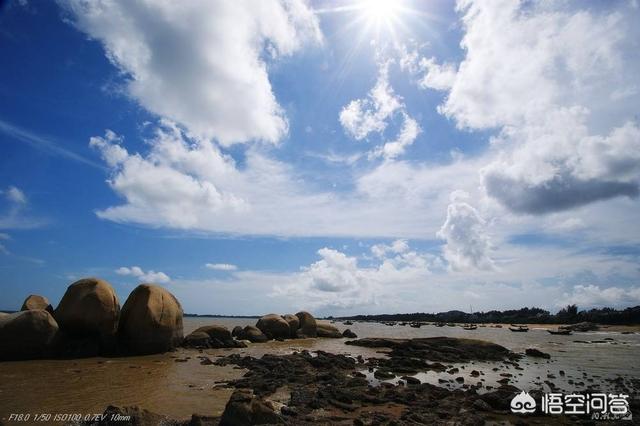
[0,310,59,360]
[240,325,268,343]
[219,389,284,426]
[526,348,551,359]
[342,328,357,338]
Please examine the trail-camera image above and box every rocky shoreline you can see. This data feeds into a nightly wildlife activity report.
[76,335,640,425]
[2,279,639,425]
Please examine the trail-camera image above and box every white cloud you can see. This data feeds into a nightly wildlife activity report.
[116,265,171,283]
[205,263,238,271]
[0,186,45,230]
[370,113,421,160]
[416,57,457,91]
[4,186,26,204]
[437,190,495,271]
[89,121,480,238]
[415,0,640,214]
[340,60,420,159]
[273,241,441,311]
[60,0,322,146]
[561,285,640,309]
[339,60,402,140]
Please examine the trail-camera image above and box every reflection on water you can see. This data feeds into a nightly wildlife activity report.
[0,318,638,422]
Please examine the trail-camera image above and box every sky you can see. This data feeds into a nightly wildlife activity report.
[1,0,639,316]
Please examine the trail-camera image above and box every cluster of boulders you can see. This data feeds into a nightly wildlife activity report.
[182,311,357,348]
[0,278,184,361]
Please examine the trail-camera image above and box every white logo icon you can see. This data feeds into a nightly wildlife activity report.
[511,390,537,414]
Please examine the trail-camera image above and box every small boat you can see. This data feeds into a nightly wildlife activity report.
[547,329,572,335]
[509,325,529,332]
[462,324,477,330]
[435,322,445,327]
[409,322,422,328]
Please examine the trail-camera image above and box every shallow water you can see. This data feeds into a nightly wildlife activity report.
[0,318,638,423]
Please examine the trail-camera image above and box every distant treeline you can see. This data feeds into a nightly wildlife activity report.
[332,305,640,325]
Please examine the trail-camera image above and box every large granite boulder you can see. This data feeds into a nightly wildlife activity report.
[21,294,53,314]
[54,278,120,339]
[256,314,290,340]
[295,311,317,338]
[239,325,268,343]
[282,314,300,338]
[0,310,59,360]
[316,321,342,338]
[194,324,233,341]
[118,284,183,355]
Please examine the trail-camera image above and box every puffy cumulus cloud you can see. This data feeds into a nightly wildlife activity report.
[560,285,640,309]
[90,122,248,229]
[205,263,238,271]
[273,241,441,310]
[339,61,420,159]
[415,0,640,214]
[370,113,421,160]
[60,0,322,145]
[116,265,171,283]
[437,191,495,271]
[339,61,402,140]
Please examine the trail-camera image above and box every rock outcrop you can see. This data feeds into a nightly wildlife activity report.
[0,310,59,360]
[256,314,290,340]
[342,328,357,338]
[183,325,245,349]
[316,321,342,338]
[238,325,268,343]
[21,294,53,313]
[118,284,183,355]
[219,389,284,426]
[559,321,599,332]
[295,311,317,338]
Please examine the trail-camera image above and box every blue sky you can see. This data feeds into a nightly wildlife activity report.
[1,0,639,316]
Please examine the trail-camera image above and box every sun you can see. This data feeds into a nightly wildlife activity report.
[361,0,401,22]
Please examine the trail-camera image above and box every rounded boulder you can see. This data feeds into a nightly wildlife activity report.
[316,321,342,338]
[241,325,268,343]
[118,284,184,355]
[295,311,317,338]
[54,278,120,338]
[21,294,53,314]
[282,314,300,338]
[256,314,290,340]
[0,310,59,360]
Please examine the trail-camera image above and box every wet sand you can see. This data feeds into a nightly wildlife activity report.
[0,318,638,423]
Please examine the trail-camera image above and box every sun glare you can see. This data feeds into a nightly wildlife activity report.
[361,0,401,21]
